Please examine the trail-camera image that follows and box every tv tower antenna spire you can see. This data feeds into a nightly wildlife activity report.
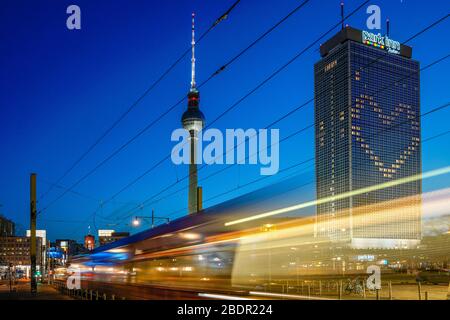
[190,12,196,90]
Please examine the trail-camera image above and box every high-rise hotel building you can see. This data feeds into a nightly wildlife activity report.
[314,27,421,249]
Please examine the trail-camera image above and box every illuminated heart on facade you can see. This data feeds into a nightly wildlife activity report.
[352,93,420,179]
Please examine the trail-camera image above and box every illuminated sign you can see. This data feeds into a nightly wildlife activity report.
[48,247,63,259]
[362,31,400,54]
[27,229,47,244]
[98,229,115,237]
[357,254,375,262]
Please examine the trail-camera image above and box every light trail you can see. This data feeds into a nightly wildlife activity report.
[198,293,253,300]
[249,291,335,300]
[229,188,450,284]
[225,165,450,226]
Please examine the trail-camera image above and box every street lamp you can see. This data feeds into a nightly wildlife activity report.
[132,218,140,227]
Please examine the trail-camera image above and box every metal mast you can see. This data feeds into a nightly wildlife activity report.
[190,12,196,90]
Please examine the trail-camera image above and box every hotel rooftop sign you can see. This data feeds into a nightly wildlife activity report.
[320,26,412,59]
[362,31,401,54]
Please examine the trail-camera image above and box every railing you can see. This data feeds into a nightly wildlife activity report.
[246,278,441,300]
[48,277,448,300]
[49,279,126,300]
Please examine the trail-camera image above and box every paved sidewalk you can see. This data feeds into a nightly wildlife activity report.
[0,280,73,300]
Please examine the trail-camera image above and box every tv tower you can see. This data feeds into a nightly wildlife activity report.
[182,12,205,214]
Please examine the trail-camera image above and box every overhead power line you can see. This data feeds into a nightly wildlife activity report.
[38,0,243,203]
[107,6,449,222]
[79,0,368,216]
[147,113,450,225]
[39,0,311,214]
[70,3,449,236]
[111,43,450,223]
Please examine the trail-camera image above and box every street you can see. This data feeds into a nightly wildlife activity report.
[0,280,72,300]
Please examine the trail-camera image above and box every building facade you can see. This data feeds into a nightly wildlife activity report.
[0,215,15,237]
[55,239,86,256]
[98,230,130,246]
[26,229,48,274]
[0,236,43,277]
[84,234,95,251]
[314,27,421,249]
[98,229,115,246]
[51,239,87,267]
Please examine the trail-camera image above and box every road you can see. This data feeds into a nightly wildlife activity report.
[1,279,448,300]
[0,280,73,300]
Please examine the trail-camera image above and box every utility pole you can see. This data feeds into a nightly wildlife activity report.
[197,186,203,212]
[133,210,170,229]
[8,263,12,292]
[151,209,154,228]
[30,173,37,295]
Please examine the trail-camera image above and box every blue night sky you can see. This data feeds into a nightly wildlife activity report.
[1,0,449,242]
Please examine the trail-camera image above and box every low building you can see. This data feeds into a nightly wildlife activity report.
[55,239,76,256]
[84,234,95,251]
[53,239,87,263]
[0,215,15,237]
[98,230,130,246]
[98,229,115,246]
[0,236,43,278]
[111,232,130,241]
